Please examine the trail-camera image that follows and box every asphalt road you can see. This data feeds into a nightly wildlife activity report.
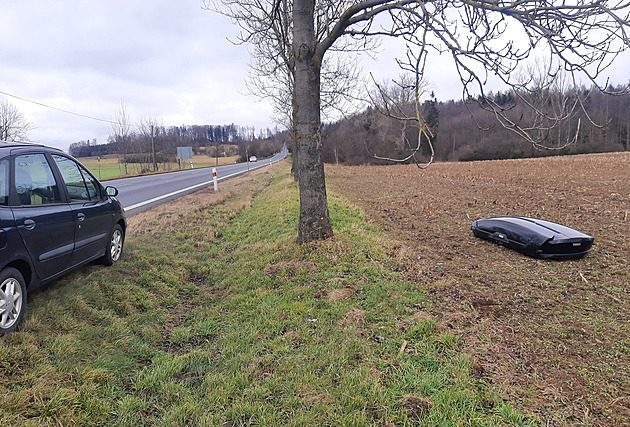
[107,148,287,215]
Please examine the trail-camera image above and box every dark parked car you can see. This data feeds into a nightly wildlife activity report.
[0,142,126,334]
[471,216,593,259]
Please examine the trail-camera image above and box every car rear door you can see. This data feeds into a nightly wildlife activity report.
[50,154,113,266]
[11,153,75,280]
[0,157,23,269]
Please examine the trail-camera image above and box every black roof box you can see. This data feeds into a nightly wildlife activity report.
[471,216,593,260]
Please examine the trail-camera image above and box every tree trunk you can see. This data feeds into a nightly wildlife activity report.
[293,0,333,243]
[291,92,299,182]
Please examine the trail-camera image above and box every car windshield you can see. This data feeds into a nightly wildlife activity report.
[0,158,8,206]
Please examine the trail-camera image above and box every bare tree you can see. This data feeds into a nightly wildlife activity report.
[0,97,33,142]
[211,0,630,243]
[138,116,163,172]
[366,73,436,167]
[470,58,586,150]
[206,0,370,185]
[109,101,132,175]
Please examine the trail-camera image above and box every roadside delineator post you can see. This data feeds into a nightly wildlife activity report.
[212,168,218,191]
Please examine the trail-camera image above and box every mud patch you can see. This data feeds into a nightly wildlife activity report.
[328,285,357,302]
[280,331,300,342]
[470,299,506,318]
[264,260,319,282]
[338,308,365,327]
[401,395,433,420]
[302,393,333,406]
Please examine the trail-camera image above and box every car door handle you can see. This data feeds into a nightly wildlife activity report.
[77,213,85,222]
[24,219,36,230]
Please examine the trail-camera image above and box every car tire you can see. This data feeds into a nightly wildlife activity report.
[0,268,27,335]
[101,224,124,266]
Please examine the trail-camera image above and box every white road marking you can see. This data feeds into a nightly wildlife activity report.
[125,160,273,213]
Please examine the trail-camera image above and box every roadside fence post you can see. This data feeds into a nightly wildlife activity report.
[212,168,218,191]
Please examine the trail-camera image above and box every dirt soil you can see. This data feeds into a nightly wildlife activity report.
[326,152,630,426]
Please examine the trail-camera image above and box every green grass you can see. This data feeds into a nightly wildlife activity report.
[79,155,240,180]
[0,162,536,426]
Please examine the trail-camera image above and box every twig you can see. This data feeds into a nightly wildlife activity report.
[579,272,588,284]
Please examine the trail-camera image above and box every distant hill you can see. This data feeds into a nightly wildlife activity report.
[322,85,629,165]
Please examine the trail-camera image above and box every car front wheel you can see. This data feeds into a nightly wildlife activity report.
[0,268,27,335]
[101,224,124,266]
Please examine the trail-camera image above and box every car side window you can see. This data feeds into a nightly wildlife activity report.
[52,155,101,202]
[0,158,8,206]
[14,154,62,206]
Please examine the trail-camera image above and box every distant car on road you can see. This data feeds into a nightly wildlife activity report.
[249,156,257,162]
[0,141,126,334]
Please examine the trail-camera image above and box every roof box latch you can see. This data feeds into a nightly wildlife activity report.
[489,232,510,244]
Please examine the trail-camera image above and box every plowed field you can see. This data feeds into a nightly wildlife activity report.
[326,152,630,426]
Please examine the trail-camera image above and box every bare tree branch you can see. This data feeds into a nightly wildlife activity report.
[109,100,132,175]
[209,0,630,242]
[0,97,33,142]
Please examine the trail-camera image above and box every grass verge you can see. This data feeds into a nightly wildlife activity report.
[0,161,534,426]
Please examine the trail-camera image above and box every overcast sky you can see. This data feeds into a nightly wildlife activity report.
[2,1,629,152]
[0,1,469,152]
[1,1,276,151]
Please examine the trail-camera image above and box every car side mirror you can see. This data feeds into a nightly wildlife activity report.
[105,186,119,197]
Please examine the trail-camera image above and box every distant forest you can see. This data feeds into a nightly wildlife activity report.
[321,84,630,165]
[71,85,630,169]
[69,123,285,168]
